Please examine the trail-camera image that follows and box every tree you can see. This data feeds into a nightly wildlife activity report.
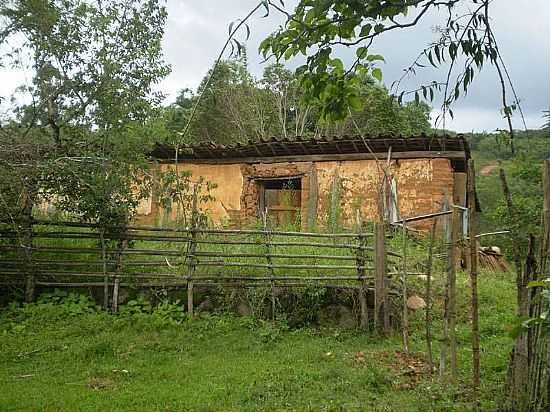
[176,59,432,145]
[164,88,194,135]
[315,76,431,137]
[259,0,521,151]
[0,0,170,225]
[186,56,274,144]
[253,0,544,409]
[262,63,316,138]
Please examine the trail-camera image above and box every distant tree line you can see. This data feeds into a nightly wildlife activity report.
[163,54,432,146]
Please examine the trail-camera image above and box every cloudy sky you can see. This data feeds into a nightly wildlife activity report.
[1,0,548,132]
[159,0,550,132]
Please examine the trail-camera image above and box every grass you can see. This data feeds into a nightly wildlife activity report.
[1,270,517,412]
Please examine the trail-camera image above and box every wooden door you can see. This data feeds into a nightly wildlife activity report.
[264,186,301,227]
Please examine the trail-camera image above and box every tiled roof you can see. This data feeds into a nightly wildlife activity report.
[150,133,469,161]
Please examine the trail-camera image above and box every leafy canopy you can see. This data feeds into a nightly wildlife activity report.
[165,57,431,145]
[0,0,170,225]
[259,0,513,134]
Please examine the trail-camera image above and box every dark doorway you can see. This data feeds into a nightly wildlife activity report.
[257,178,302,227]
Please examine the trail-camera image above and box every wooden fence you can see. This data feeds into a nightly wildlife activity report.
[0,218,402,331]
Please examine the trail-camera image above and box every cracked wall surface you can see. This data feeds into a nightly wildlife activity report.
[137,158,458,229]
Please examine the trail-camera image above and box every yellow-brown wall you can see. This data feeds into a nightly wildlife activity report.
[314,158,457,228]
[137,158,461,229]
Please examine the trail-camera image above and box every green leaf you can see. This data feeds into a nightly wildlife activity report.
[372,68,382,82]
[359,24,372,37]
[528,281,550,288]
[427,50,435,67]
[283,47,294,60]
[348,95,363,112]
[356,47,368,59]
[366,54,384,62]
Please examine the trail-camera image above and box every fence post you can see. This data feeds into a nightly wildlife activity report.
[20,187,36,303]
[440,196,450,377]
[356,218,368,330]
[401,221,410,353]
[262,212,276,320]
[445,206,460,380]
[425,219,437,373]
[467,159,481,397]
[374,222,388,334]
[23,212,34,303]
[187,184,199,317]
[100,228,109,310]
[527,159,550,409]
[112,226,127,313]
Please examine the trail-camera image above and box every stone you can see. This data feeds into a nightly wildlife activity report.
[236,301,252,317]
[318,304,357,329]
[197,298,214,312]
[407,295,426,310]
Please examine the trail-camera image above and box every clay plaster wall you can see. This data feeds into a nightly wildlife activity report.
[138,163,244,225]
[315,158,455,227]
[138,158,456,229]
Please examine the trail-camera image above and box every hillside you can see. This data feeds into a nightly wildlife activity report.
[468,130,549,254]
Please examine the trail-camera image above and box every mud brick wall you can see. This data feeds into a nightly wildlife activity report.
[136,158,461,231]
[240,162,313,228]
[315,158,458,229]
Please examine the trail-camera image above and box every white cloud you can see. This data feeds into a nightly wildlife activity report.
[159,0,550,132]
[431,106,544,132]
[1,0,549,133]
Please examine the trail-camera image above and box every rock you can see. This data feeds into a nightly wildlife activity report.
[116,287,130,305]
[417,275,428,281]
[407,295,426,310]
[197,298,214,312]
[236,301,252,317]
[319,304,357,329]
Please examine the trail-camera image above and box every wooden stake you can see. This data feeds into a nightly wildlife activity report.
[448,206,460,380]
[356,214,368,330]
[263,212,276,320]
[468,159,481,394]
[527,160,550,410]
[100,229,109,310]
[401,221,409,353]
[187,185,199,317]
[374,222,388,334]
[425,219,437,372]
[112,233,127,314]
[22,197,35,303]
[440,196,450,378]
[499,166,530,405]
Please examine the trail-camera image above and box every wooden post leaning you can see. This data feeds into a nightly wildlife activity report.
[374,222,389,334]
[467,159,481,397]
[187,185,199,317]
[356,217,369,330]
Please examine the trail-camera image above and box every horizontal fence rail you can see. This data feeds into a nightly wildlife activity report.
[0,218,404,326]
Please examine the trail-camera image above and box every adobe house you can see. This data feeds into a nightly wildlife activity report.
[140,135,470,229]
